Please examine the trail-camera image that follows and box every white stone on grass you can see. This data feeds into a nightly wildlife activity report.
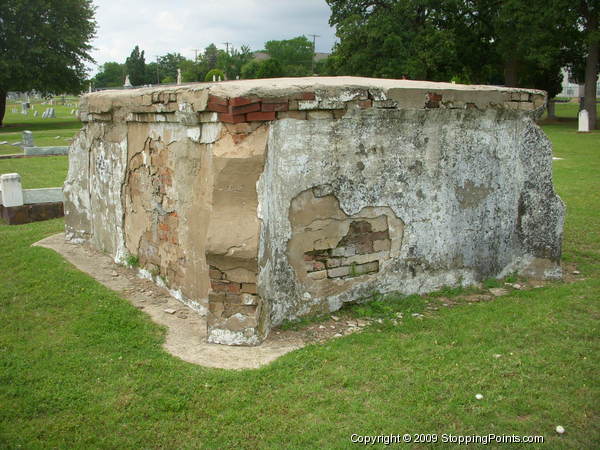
[475,394,483,400]
[555,425,565,434]
[578,109,589,132]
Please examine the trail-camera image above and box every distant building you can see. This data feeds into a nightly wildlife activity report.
[559,68,600,98]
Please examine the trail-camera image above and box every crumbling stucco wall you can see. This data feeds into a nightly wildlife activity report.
[64,77,564,346]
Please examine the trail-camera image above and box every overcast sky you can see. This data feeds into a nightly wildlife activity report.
[89,0,338,74]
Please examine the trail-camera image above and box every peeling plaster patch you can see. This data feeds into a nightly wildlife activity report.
[201,123,222,143]
[186,127,201,142]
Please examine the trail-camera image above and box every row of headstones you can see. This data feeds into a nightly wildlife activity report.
[12,103,77,118]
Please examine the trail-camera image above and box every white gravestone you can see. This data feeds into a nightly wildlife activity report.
[578,109,589,132]
[22,131,34,147]
[0,173,24,207]
[177,68,182,85]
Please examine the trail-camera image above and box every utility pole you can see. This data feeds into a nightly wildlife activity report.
[192,48,200,62]
[156,56,160,84]
[308,34,320,74]
[223,42,231,55]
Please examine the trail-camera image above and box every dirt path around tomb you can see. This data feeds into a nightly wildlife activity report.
[33,233,584,369]
[33,233,309,370]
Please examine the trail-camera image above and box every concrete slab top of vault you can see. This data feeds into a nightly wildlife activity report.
[86,76,545,100]
[33,233,303,370]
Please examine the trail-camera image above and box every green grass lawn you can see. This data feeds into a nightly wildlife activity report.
[0,156,68,189]
[0,104,599,448]
[0,99,81,155]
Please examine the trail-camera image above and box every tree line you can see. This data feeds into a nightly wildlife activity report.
[1,0,598,128]
[91,36,319,88]
[322,0,598,128]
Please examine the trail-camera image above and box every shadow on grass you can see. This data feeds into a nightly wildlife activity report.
[0,121,82,133]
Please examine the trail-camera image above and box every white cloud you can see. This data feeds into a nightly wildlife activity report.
[89,0,337,73]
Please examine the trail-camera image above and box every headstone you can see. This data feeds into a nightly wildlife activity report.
[124,75,132,88]
[22,131,34,147]
[42,107,55,119]
[89,84,93,93]
[33,111,39,117]
[578,109,589,132]
[212,75,216,82]
[21,102,29,114]
[177,68,182,85]
[0,173,24,207]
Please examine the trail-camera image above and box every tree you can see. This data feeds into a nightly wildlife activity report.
[179,59,205,83]
[157,53,187,82]
[204,44,219,70]
[326,1,462,80]
[241,60,262,79]
[125,46,146,86]
[264,36,313,76]
[240,59,284,79]
[575,0,599,129]
[0,0,96,126]
[205,68,225,82]
[92,62,125,88]
[256,59,284,78]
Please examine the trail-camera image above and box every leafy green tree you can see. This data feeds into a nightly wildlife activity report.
[180,59,205,83]
[92,62,125,88]
[240,59,284,79]
[256,59,284,78]
[241,60,262,79]
[157,53,187,82]
[216,45,253,80]
[326,1,462,80]
[264,36,313,76]
[125,45,146,86]
[204,44,219,70]
[145,62,160,84]
[205,68,225,82]
[566,0,599,129]
[0,0,96,126]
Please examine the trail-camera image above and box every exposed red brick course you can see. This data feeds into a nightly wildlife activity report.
[211,280,241,294]
[261,102,289,112]
[219,113,247,123]
[246,111,276,121]
[229,96,260,107]
[207,102,228,113]
[229,102,261,114]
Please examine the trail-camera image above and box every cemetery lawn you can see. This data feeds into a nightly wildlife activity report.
[0,156,68,189]
[0,106,599,447]
[0,99,81,155]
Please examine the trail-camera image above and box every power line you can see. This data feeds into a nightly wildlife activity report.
[307,34,320,73]
[192,48,200,62]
